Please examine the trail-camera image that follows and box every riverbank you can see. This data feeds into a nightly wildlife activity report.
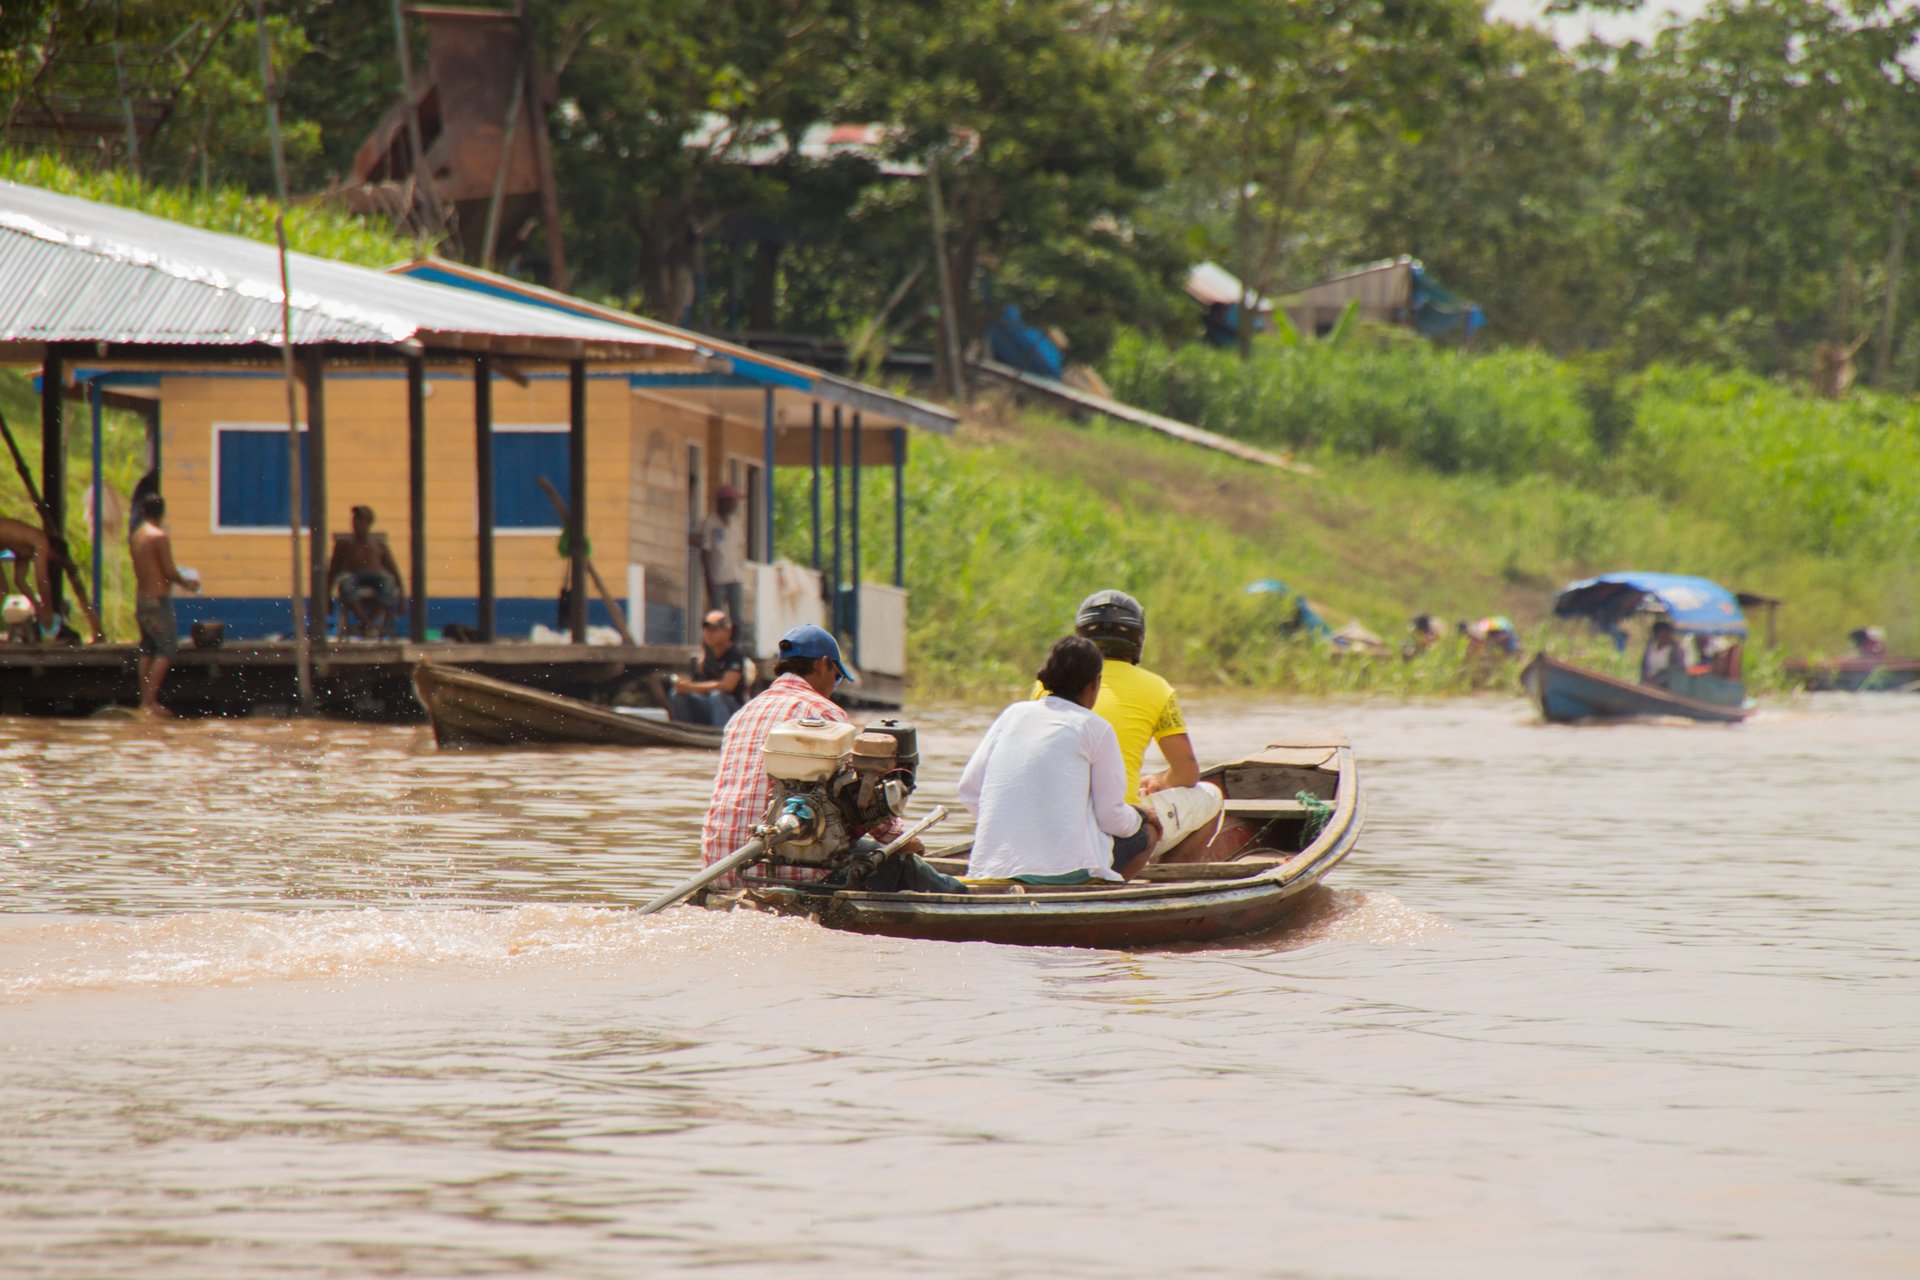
[838,398,1876,700]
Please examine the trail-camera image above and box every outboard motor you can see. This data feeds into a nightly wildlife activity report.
[753,717,920,873]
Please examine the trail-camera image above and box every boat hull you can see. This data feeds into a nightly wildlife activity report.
[1522,653,1750,724]
[741,738,1363,948]
[412,662,723,749]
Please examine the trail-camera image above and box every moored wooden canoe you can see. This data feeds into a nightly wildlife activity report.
[412,661,723,749]
[1521,652,1750,724]
[737,733,1363,948]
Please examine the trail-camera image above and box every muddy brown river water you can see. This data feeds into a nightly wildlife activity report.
[1,693,1916,1278]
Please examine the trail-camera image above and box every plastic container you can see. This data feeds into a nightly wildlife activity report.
[762,717,859,780]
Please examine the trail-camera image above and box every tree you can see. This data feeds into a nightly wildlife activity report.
[1160,0,1484,357]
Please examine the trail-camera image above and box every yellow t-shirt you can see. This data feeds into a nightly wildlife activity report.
[1033,659,1184,803]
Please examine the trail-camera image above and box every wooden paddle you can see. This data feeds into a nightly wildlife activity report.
[533,474,636,644]
[0,403,106,642]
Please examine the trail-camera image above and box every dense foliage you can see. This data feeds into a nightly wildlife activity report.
[6,0,1918,384]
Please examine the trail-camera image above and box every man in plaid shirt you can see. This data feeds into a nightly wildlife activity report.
[700,624,911,890]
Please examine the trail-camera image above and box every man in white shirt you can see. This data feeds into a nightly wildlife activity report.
[693,484,747,647]
[959,636,1163,884]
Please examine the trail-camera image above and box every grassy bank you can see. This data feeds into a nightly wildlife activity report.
[773,398,1841,702]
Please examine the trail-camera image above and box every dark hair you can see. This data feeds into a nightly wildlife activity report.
[1036,635,1105,702]
[139,494,165,522]
[774,655,819,678]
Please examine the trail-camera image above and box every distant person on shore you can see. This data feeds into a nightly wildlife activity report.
[1849,626,1888,659]
[129,496,199,716]
[692,485,747,649]
[1640,619,1688,688]
[1403,613,1448,659]
[963,636,1161,884]
[1048,590,1222,863]
[0,516,55,636]
[1460,615,1520,658]
[667,610,749,726]
[327,505,403,634]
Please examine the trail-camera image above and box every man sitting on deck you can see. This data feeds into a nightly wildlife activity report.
[700,624,921,892]
[327,505,404,636]
[667,610,748,726]
[0,516,56,637]
[1053,590,1222,863]
[962,636,1162,884]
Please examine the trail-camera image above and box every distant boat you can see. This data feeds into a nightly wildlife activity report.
[1785,656,1920,692]
[412,662,722,749]
[1523,652,1751,724]
[731,732,1363,948]
[1529,571,1756,724]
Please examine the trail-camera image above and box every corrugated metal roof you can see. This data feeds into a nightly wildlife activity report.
[0,180,698,360]
[389,257,959,435]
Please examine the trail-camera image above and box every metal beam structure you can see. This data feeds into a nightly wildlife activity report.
[302,350,329,644]
[474,356,496,642]
[406,356,428,640]
[567,359,588,643]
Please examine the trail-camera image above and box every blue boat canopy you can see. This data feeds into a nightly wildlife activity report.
[1553,572,1748,637]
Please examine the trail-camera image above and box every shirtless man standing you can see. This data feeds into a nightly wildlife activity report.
[129,496,198,715]
[0,516,56,634]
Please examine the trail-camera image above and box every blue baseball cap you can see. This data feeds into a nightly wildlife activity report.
[777,624,855,683]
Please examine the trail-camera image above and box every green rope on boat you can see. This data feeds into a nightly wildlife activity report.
[1296,790,1332,841]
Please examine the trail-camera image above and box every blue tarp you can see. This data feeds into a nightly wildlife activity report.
[985,303,1065,379]
[1554,572,1748,638]
[1409,262,1485,337]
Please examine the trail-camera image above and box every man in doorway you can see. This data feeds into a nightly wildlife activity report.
[0,516,56,636]
[667,609,749,726]
[327,505,404,635]
[1062,590,1223,863]
[692,484,746,649]
[700,624,918,892]
[129,495,199,715]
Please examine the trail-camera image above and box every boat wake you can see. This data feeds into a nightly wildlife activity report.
[0,903,814,1001]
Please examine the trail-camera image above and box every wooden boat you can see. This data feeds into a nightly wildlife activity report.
[736,732,1363,948]
[1784,656,1920,692]
[411,661,723,749]
[1521,652,1751,724]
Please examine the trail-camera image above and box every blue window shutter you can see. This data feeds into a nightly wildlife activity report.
[493,431,569,528]
[218,430,309,528]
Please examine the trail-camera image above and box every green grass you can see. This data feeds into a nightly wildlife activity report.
[1,150,428,269]
[777,393,1903,702]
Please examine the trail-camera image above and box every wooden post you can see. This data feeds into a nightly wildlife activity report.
[809,401,822,570]
[517,1,569,290]
[388,0,440,232]
[474,356,496,642]
[89,378,104,613]
[762,387,776,566]
[892,427,906,589]
[567,359,588,643]
[830,406,843,636]
[850,411,863,668]
[1873,186,1909,387]
[926,160,967,405]
[407,356,428,640]
[41,347,64,621]
[303,351,329,645]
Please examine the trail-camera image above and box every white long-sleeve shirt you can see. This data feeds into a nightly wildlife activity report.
[957,696,1144,882]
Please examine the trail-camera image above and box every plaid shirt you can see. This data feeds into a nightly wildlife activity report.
[700,673,901,890]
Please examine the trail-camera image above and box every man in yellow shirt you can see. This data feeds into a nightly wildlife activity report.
[1070,590,1222,859]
